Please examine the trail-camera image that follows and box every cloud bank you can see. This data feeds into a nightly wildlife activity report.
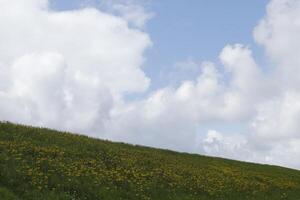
[0,0,151,135]
[1,0,300,169]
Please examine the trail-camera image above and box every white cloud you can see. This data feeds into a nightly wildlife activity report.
[197,0,300,168]
[113,4,154,28]
[92,0,154,28]
[103,0,300,169]
[252,92,300,141]
[254,0,300,89]
[0,0,151,135]
[202,130,249,161]
[104,55,260,152]
[2,0,300,170]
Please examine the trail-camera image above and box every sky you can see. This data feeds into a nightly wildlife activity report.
[1,0,300,169]
[52,0,269,90]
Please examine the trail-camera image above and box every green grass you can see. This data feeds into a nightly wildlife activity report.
[0,187,19,200]
[0,121,300,199]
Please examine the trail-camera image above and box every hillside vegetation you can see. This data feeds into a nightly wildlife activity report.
[0,122,300,200]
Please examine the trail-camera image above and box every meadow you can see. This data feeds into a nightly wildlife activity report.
[0,121,300,199]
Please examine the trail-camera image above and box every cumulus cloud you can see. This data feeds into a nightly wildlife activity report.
[104,0,300,169]
[0,0,151,135]
[93,0,154,28]
[195,0,300,168]
[2,0,300,169]
[105,54,260,152]
[202,130,250,161]
[113,4,154,28]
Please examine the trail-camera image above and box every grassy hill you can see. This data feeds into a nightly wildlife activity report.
[0,122,300,200]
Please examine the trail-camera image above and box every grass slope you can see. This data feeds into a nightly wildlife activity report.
[0,122,300,200]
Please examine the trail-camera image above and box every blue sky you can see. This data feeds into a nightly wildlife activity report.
[51,0,268,90]
[144,0,268,88]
